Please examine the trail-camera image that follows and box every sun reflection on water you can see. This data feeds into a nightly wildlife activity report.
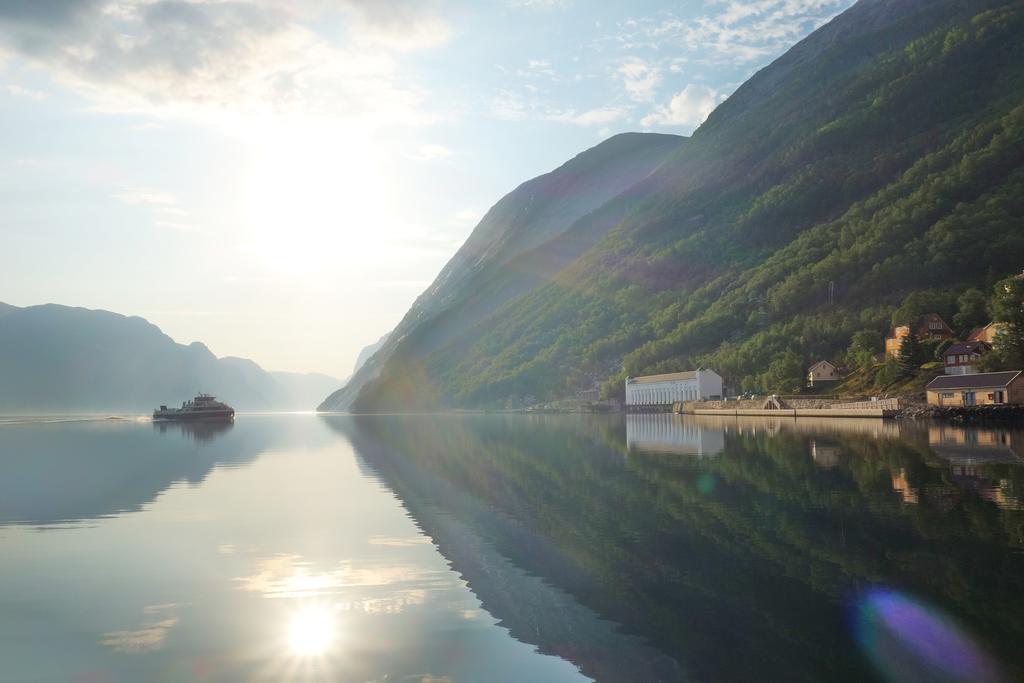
[287,606,337,657]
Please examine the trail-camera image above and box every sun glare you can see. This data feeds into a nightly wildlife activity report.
[287,606,337,657]
[242,123,393,277]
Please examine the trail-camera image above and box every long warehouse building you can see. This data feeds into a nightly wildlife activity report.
[625,369,723,407]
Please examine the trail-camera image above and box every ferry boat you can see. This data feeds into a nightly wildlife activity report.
[153,393,235,421]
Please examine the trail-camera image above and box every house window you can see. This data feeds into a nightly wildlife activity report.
[947,355,955,364]
[940,392,954,399]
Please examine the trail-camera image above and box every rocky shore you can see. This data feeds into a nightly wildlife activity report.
[897,403,1024,423]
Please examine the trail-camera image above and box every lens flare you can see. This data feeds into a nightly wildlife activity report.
[853,589,1004,682]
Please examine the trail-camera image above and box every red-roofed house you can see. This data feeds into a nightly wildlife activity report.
[943,341,991,375]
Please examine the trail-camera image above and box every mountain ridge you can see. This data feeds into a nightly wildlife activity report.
[339,0,1024,411]
[0,302,338,412]
[319,131,686,410]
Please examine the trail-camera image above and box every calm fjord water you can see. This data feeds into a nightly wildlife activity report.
[1,414,1022,682]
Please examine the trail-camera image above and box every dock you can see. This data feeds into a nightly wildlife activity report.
[676,397,901,419]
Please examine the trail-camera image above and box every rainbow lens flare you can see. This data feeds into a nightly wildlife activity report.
[853,589,1004,682]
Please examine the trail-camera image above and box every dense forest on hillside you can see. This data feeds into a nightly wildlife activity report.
[352,0,1024,410]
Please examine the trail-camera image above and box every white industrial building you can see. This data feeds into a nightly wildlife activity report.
[624,369,724,407]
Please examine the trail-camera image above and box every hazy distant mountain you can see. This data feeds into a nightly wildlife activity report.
[0,302,337,413]
[319,132,685,411]
[341,0,1024,411]
[351,333,388,377]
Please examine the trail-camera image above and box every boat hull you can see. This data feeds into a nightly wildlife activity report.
[153,409,235,421]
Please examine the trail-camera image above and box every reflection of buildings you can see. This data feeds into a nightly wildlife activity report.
[682,414,904,439]
[154,419,234,443]
[927,424,1024,510]
[626,414,724,457]
[927,424,1024,465]
[810,440,840,468]
[890,468,919,504]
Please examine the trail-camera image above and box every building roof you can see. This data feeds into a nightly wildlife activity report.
[627,369,722,384]
[967,322,1004,341]
[944,341,991,356]
[890,313,953,338]
[808,360,837,371]
[927,371,1021,391]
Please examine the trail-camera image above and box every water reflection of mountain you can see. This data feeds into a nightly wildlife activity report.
[326,413,1024,682]
[329,414,680,682]
[0,419,271,527]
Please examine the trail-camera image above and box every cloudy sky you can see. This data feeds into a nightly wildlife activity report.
[0,0,854,378]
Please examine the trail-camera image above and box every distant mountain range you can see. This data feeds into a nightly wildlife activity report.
[0,303,338,413]
[322,0,1024,412]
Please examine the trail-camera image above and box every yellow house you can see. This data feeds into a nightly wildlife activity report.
[886,313,955,357]
[925,371,1024,407]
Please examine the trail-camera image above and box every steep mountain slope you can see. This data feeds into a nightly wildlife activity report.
[0,304,337,412]
[318,132,685,410]
[350,0,1024,411]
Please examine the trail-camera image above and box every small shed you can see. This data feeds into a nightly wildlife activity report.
[807,360,840,387]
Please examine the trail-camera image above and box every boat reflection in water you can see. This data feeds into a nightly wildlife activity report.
[153,417,234,443]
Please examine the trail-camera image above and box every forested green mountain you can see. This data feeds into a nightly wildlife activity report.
[319,132,685,410]
[345,0,1024,411]
[0,303,338,412]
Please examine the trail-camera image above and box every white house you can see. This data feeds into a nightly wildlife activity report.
[624,369,723,407]
[807,360,840,387]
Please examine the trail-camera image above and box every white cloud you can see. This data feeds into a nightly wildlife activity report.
[454,208,482,226]
[508,0,572,9]
[410,143,453,161]
[488,89,532,121]
[547,106,628,127]
[0,1,448,126]
[616,57,661,102]
[100,604,179,654]
[1,83,46,100]
[113,189,175,206]
[642,84,722,131]
[615,0,852,66]
[114,187,198,230]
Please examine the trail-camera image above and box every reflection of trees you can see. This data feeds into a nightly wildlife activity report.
[326,414,1024,682]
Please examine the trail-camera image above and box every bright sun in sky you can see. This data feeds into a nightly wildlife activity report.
[243,122,391,277]
[0,0,856,377]
[288,605,338,657]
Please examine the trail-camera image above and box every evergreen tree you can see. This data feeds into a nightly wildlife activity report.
[987,277,1024,369]
[897,333,922,376]
[953,288,989,331]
